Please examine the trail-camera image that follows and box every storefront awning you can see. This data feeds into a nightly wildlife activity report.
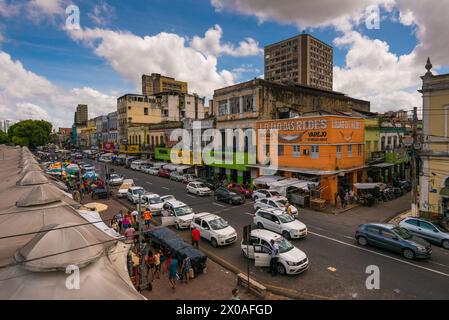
[253,175,285,185]
[370,163,395,168]
[163,164,178,171]
[249,164,366,176]
[268,178,319,190]
[175,165,192,172]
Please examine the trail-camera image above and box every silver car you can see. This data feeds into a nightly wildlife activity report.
[399,217,449,249]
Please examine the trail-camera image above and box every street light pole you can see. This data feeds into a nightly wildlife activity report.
[137,193,144,292]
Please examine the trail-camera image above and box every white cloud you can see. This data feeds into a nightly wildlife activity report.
[26,0,66,24]
[0,51,115,129]
[88,1,116,26]
[190,25,262,57]
[0,0,20,17]
[210,0,449,113]
[67,26,240,97]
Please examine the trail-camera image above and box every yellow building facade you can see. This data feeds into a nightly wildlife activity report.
[418,59,449,218]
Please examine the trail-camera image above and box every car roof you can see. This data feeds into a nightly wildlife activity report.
[194,212,220,220]
[256,208,286,215]
[130,186,144,190]
[364,223,395,229]
[165,200,187,207]
[250,229,282,241]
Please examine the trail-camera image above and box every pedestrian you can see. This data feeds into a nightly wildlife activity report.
[340,192,346,209]
[180,256,191,284]
[116,210,124,232]
[344,191,350,207]
[122,214,131,231]
[153,250,161,279]
[336,193,342,209]
[131,215,139,231]
[124,225,135,241]
[131,208,138,219]
[168,254,178,290]
[145,250,155,282]
[165,250,172,274]
[143,209,152,229]
[110,216,119,232]
[286,202,293,215]
[159,249,167,274]
[269,239,279,276]
[191,227,200,248]
[231,288,240,300]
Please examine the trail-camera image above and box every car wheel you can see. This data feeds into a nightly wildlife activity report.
[442,239,449,249]
[276,263,286,275]
[257,222,264,229]
[402,248,415,260]
[228,199,233,205]
[211,238,218,248]
[357,236,368,246]
[282,231,291,240]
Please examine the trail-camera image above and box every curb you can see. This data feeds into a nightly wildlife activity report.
[383,208,411,223]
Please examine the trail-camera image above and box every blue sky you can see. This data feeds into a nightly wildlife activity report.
[1,0,446,128]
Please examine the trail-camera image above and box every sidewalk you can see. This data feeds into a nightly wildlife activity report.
[81,195,263,300]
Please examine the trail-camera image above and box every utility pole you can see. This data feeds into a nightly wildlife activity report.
[411,107,419,216]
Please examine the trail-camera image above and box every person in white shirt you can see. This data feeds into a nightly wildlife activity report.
[269,239,279,276]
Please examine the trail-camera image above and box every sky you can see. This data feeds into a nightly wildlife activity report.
[1,0,448,129]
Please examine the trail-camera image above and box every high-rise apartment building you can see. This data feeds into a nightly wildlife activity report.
[75,104,88,125]
[264,34,333,91]
[142,73,188,96]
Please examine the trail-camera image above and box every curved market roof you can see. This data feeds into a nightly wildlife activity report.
[16,171,48,186]
[16,184,62,207]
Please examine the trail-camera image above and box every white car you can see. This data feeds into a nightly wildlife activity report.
[241,229,309,275]
[254,197,298,216]
[191,213,237,247]
[107,173,124,186]
[254,208,307,239]
[130,160,150,171]
[161,195,176,203]
[143,193,164,215]
[186,182,212,196]
[144,167,159,175]
[127,186,146,204]
[252,189,282,200]
[161,200,195,230]
[83,164,96,172]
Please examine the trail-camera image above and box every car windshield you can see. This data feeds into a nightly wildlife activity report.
[269,191,281,197]
[163,196,174,201]
[276,199,288,206]
[392,227,412,240]
[175,206,193,216]
[275,238,294,253]
[195,183,206,188]
[110,174,119,179]
[133,189,145,195]
[278,214,295,223]
[229,192,237,196]
[148,196,162,204]
[209,218,228,230]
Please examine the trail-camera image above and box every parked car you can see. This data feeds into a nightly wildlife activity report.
[186,182,212,196]
[170,171,184,182]
[214,187,245,205]
[158,168,171,178]
[254,208,307,239]
[195,178,219,190]
[82,164,96,172]
[142,193,164,215]
[140,164,152,173]
[254,197,298,216]
[118,181,134,198]
[241,229,309,275]
[228,183,253,198]
[161,195,176,203]
[399,217,449,249]
[161,200,195,230]
[355,223,432,259]
[127,186,146,204]
[143,166,159,175]
[91,187,109,200]
[252,189,282,201]
[99,153,113,163]
[130,160,148,171]
[190,213,237,247]
[182,174,197,184]
[125,157,139,168]
[107,173,124,186]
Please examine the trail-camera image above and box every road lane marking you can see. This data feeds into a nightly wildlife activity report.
[162,187,170,190]
[343,236,354,240]
[187,195,196,199]
[327,267,337,272]
[308,231,449,278]
[243,212,254,216]
[213,202,226,208]
[145,182,152,185]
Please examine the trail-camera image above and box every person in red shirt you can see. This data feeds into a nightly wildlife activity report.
[191,227,200,248]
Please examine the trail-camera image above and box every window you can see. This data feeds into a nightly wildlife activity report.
[358,145,363,157]
[278,145,284,156]
[419,221,437,232]
[381,229,396,239]
[242,94,255,113]
[218,100,228,116]
[366,141,371,152]
[201,220,209,229]
[393,136,398,149]
[144,107,149,115]
[347,145,353,157]
[366,226,379,234]
[336,145,342,159]
[292,145,300,157]
[405,219,419,226]
[230,97,240,114]
[311,145,319,159]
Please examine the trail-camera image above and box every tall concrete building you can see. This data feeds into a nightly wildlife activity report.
[75,104,88,125]
[264,34,333,91]
[142,73,188,96]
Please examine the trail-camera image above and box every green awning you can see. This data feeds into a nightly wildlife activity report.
[440,188,449,197]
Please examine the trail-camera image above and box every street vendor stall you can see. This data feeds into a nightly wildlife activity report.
[353,183,386,207]
[267,178,319,207]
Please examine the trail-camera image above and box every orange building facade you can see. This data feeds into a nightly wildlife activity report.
[255,115,366,205]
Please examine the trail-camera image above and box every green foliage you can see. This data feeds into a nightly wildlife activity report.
[8,120,53,149]
[0,130,9,144]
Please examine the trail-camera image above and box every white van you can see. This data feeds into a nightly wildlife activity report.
[241,229,308,275]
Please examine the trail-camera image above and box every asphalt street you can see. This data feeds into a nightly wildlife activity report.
[89,160,449,299]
